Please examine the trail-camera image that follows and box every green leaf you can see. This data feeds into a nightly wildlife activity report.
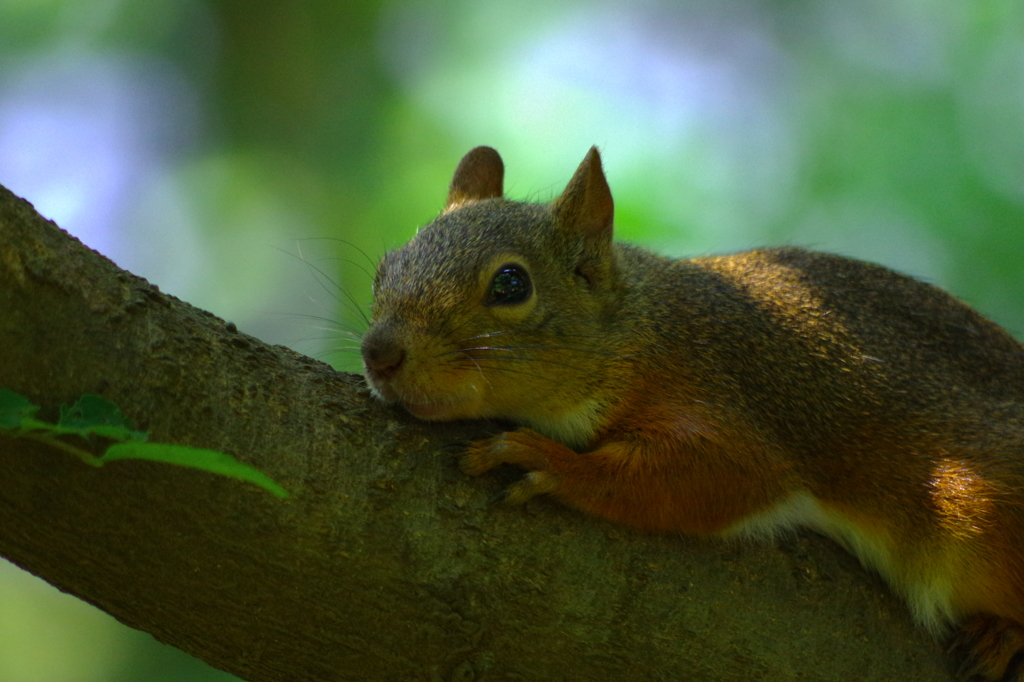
[103,442,290,499]
[0,389,40,429]
[1,389,288,499]
[59,394,147,441]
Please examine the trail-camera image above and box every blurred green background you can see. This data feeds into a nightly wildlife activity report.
[1,1,1022,679]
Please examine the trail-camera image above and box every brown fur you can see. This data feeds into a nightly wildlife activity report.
[362,146,1024,680]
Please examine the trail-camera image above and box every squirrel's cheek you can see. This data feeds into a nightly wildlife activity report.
[371,354,490,421]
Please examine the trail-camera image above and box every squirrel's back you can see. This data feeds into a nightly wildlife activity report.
[635,245,1024,441]
[622,245,1024,632]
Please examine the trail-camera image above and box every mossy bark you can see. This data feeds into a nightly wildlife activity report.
[0,184,954,681]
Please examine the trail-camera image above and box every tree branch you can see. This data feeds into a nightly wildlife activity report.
[0,184,953,681]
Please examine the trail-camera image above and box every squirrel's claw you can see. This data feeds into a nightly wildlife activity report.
[504,471,561,504]
[460,429,553,476]
[487,489,510,505]
[462,429,564,502]
[440,441,472,454]
[485,472,560,506]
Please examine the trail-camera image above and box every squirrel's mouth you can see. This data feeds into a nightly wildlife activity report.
[403,398,463,420]
[400,390,483,421]
[368,373,482,421]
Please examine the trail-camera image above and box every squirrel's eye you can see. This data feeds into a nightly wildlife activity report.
[486,263,532,306]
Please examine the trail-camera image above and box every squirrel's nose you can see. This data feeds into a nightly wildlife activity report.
[361,326,406,380]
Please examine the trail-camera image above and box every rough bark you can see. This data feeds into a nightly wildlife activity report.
[0,183,954,681]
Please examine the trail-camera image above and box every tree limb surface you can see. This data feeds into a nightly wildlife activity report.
[0,184,954,681]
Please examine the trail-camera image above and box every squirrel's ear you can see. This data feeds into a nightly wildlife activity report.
[552,146,614,244]
[446,146,504,210]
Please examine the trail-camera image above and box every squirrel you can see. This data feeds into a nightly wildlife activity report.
[360,145,1024,681]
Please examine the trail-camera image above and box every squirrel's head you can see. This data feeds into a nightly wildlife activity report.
[361,146,620,441]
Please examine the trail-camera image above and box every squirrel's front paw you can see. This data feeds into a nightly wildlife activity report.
[460,428,562,504]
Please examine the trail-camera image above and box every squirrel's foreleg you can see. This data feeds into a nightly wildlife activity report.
[462,427,789,534]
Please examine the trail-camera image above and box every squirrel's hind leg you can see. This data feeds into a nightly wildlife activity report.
[950,614,1024,681]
